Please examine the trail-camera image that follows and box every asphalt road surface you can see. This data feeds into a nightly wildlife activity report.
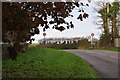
[64,50,119,78]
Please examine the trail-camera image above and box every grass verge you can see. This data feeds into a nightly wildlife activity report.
[88,47,120,52]
[29,43,39,47]
[3,48,99,78]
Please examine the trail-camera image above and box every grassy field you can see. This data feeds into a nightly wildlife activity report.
[29,43,39,47]
[3,48,99,78]
[88,47,120,52]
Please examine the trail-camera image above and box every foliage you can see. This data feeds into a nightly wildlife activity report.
[99,33,111,48]
[29,43,39,47]
[98,4,109,34]
[77,39,91,49]
[39,43,77,49]
[109,2,119,42]
[2,1,90,60]
[104,47,120,52]
[109,2,119,19]
[2,2,90,44]
[38,39,91,49]
[3,48,99,78]
[98,2,119,47]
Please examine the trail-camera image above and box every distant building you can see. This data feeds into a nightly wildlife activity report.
[38,37,86,44]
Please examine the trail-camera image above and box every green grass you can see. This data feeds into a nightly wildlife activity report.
[29,43,39,47]
[3,48,99,78]
[88,47,120,52]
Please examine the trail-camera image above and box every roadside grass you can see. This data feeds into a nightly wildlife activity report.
[3,48,99,78]
[88,47,120,52]
[29,43,39,47]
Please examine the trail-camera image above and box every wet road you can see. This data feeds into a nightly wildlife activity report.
[64,50,119,78]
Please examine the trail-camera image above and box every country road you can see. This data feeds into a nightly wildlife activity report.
[64,50,119,78]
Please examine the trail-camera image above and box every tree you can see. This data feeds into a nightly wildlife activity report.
[99,33,111,48]
[97,3,111,47]
[97,2,110,34]
[2,1,91,60]
[107,2,119,46]
[96,2,119,47]
[2,2,90,44]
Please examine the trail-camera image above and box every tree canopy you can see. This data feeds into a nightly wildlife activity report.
[2,1,90,44]
[97,2,119,47]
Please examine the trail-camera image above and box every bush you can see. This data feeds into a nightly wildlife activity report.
[99,33,111,48]
[38,39,91,49]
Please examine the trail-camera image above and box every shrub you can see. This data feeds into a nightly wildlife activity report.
[99,33,111,48]
[38,39,91,49]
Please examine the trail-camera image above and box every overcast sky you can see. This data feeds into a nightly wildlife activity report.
[32,0,116,43]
